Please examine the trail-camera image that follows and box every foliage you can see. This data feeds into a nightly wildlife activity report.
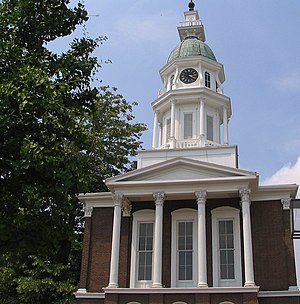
[0,0,146,302]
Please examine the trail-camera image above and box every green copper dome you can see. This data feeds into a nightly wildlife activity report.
[168,37,216,63]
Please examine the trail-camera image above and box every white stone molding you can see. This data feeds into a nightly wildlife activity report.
[108,193,123,288]
[239,188,256,287]
[152,192,165,288]
[152,110,159,148]
[83,204,93,218]
[199,99,205,138]
[223,106,229,145]
[170,100,176,139]
[195,190,208,287]
[281,198,291,210]
[121,199,132,217]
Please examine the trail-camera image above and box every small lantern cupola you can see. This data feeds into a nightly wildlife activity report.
[151,1,232,152]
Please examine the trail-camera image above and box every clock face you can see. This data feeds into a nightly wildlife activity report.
[180,68,198,84]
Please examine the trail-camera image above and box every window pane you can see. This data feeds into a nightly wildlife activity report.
[220,265,227,279]
[184,113,193,139]
[139,237,145,250]
[220,250,226,264]
[226,221,233,234]
[227,235,234,249]
[186,222,192,235]
[219,235,226,249]
[186,265,193,280]
[228,264,235,279]
[186,236,193,250]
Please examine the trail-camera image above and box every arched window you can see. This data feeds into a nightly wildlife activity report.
[171,208,198,287]
[211,207,242,287]
[130,210,155,288]
[172,302,188,304]
[205,71,211,88]
[126,302,142,304]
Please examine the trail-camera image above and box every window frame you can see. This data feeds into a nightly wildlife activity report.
[211,207,242,287]
[130,210,155,288]
[204,71,211,88]
[171,208,198,287]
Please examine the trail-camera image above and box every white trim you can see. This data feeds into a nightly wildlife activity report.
[171,208,198,287]
[211,207,242,287]
[130,210,155,288]
[258,289,300,297]
[74,291,105,299]
[103,286,260,294]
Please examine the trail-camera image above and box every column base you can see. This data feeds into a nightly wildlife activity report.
[198,282,208,288]
[152,283,163,288]
[244,281,256,287]
[107,283,119,288]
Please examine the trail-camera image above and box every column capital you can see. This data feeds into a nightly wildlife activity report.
[122,199,132,217]
[195,190,207,205]
[153,192,165,206]
[112,192,123,207]
[83,204,93,217]
[281,198,291,210]
[239,188,251,203]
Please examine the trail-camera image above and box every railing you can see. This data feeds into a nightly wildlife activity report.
[155,139,223,150]
[179,20,202,27]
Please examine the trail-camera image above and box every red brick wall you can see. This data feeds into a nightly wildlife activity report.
[258,297,300,304]
[251,201,292,290]
[88,207,114,292]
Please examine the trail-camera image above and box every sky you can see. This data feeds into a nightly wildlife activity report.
[51,0,300,287]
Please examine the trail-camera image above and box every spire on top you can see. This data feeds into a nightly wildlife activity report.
[188,0,195,11]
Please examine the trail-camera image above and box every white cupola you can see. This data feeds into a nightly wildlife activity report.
[137,1,237,169]
[152,0,231,150]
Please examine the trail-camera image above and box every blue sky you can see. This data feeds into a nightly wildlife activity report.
[64,0,300,181]
[52,0,300,285]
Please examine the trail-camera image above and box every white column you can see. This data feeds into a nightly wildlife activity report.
[170,100,176,139]
[223,106,229,145]
[152,110,158,148]
[239,188,256,287]
[195,190,208,287]
[199,99,205,138]
[152,192,165,288]
[108,193,123,288]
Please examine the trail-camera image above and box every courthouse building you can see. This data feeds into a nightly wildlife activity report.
[75,1,300,303]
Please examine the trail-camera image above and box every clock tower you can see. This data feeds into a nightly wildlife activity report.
[137,0,235,169]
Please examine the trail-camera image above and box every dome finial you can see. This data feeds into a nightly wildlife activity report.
[188,0,195,11]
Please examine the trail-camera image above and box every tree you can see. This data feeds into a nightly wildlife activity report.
[0,0,146,302]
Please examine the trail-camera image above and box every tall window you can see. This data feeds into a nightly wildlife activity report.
[184,113,193,139]
[211,207,242,287]
[219,220,235,280]
[130,210,155,288]
[171,209,197,287]
[138,223,153,281]
[166,118,171,142]
[207,115,214,141]
[178,222,193,280]
[205,71,211,88]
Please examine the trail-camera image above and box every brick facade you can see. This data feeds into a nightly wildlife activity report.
[76,198,299,304]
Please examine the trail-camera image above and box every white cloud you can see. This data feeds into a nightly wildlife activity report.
[263,156,300,195]
[274,72,300,93]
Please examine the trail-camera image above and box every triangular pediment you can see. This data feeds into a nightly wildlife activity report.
[106,157,257,185]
